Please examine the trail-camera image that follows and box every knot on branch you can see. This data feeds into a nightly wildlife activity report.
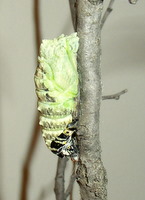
[107,7,113,13]
[76,159,108,199]
[88,0,104,5]
[128,0,138,4]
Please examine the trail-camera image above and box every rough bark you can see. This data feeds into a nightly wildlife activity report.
[76,0,107,199]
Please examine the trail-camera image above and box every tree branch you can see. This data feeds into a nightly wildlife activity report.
[20,1,41,199]
[76,0,107,199]
[64,163,76,200]
[102,89,128,100]
[54,157,68,200]
[20,116,40,200]
[101,0,115,29]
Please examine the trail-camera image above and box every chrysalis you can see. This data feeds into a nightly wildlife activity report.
[34,33,79,161]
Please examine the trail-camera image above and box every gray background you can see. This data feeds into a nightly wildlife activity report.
[0,0,145,199]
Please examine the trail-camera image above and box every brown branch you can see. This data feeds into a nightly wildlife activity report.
[102,89,128,100]
[20,115,40,200]
[101,0,115,29]
[64,162,76,200]
[19,0,41,200]
[54,157,68,200]
[69,0,77,31]
[34,0,41,54]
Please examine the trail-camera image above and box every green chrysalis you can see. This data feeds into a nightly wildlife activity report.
[34,33,79,160]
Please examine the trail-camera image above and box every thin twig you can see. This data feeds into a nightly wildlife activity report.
[101,0,138,29]
[102,89,128,100]
[54,157,68,200]
[38,159,75,200]
[34,0,41,53]
[64,162,76,200]
[69,0,77,31]
[20,0,41,199]
[36,160,74,200]
[101,0,115,29]
[20,116,40,200]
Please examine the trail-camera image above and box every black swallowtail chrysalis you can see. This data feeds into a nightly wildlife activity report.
[34,33,79,161]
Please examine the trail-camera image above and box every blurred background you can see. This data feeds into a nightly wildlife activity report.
[0,0,145,200]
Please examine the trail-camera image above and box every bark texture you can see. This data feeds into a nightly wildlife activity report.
[76,0,107,199]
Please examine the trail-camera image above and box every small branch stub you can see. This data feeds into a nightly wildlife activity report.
[128,0,138,4]
[101,0,115,29]
[102,89,128,100]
